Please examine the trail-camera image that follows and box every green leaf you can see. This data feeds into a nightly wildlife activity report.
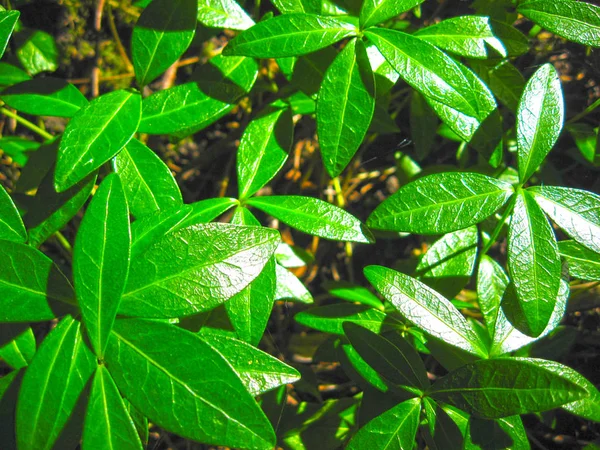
[198,0,255,30]
[231,205,261,226]
[295,303,391,335]
[506,190,561,337]
[559,240,600,281]
[0,136,39,165]
[105,318,276,449]
[429,357,588,418]
[518,0,600,47]
[0,240,75,322]
[275,242,314,268]
[271,0,320,13]
[0,10,19,59]
[82,365,143,450]
[322,280,383,309]
[529,186,600,254]
[421,399,465,450]
[274,263,313,304]
[465,416,530,450]
[225,257,276,346]
[0,62,31,88]
[55,89,142,192]
[112,138,183,218]
[469,59,525,112]
[317,38,375,177]
[120,223,279,317]
[132,0,197,87]
[360,0,424,29]
[222,13,357,58]
[364,265,488,358]
[247,195,374,243]
[138,55,258,136]
[130,205,192,258]
[365,28,496,125]
[238,106,294,199]
[410,91,438,160]
[14,28,58,75]
[477,255,509,339]
[178,197,238,228]
[0,77,88,117]
[0,327,36,369]
[16,316,96,450]
[567,123,598,164]
[516,63,564,183]
[367,172,513,234]
[74,174,131,358]
[343,323,429,391]
[15,137,58,193]
[202,333,300,396]
[347,397,421,450]
[0,184,26,243]
[25,170,97,248]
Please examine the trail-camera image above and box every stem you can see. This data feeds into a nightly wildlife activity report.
[54,231,73,254]
[566,97,600,124]
[0,107,53,140]
[332,176,345,208]
[107,3,133,72]
[481,192,517,255]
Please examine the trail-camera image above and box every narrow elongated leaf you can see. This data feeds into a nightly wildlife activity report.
[421,399,465,450]
[470,59,525,112]
[16,316,96,450]
[529,186,600,254]
[75,174,131,358]
[429,358,588,418]
[295,303,391,335]
[367,172,513,234]
[14,28,58,75]
[105,318,276,449]
[559,240,600,281]
[0,240,75,322]
[0,78,87,117]
[178,197,238,228]
[364,265,488,358]
[238,107,293,199]
[0,62,31,87]
[130,205,192,258]
[360,0,424,29]
[477,255,509,339]
[113,138,182,218]
[317,38,375,177]
[323,280,382,309]
[247,195,374,242]
[198,0,255,30]
[15,137,58,193]
[55,89,141,191]
[132,0,197,87]
[82,366,143,450]
[222,13,357,58]
[0,184,26,243]
[347,397,421,450]
[0,327,36,369]
[0,10,19,59]
[517,63,564,183]
[506,190,561,337]
[518,0,600,47]
[203,334,300,396]
[274,263,313,304]
[120,223,279,317]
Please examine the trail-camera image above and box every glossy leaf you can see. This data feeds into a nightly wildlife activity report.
[506,190,561,337]
[14,28,58,75]
[0,327,36,369]
[105,318,276,449]
[317,38,375,177]
[0,77,87,117]
[113,138,182,218]
[516,63,564,183]
[0,240,75,322]
[132,0,197,87]
[364,265,488,358]
[119,223,279,317]
[0,184,26,243]
[178,197,238,228]
[367,172,513,235]
[340,342,390,392]
[74,174,131,357]
[295,303,390,335]
[198,0,255,30]
[477,255,509,339]
[518,0,600,47]
[530,186,600,254]
[247,195,374,243]
[360,0,424,29]
[130,205,192,258]
[274,263,313,304]
[16,316,96,450]
[222,13,357,58]
[55,89,141,192]
[323,280,383,309]
[275,242,314,268]
[238,107,293,199]
[559,240,600,281]
[15,138,58,193]
[347,397,421,450]
[203,333,300,396]
[271,0,320,13]
[429,358,588,418]
[0,10,19,59]
[82,365,143,450]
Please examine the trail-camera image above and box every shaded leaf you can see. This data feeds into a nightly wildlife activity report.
[0,184,26,243]
[559,240,600,281]
[295,303,391,335]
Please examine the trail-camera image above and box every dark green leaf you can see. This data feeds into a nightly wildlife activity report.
[0,184,26,243]
[289,45,337,96]
[105,318,276,449]
[517,63,564,183]
[410,91,438,160]
[247,195,374,243]
[465,415,529,450]
[421,399,465,450]
[222,13,357,58]
[0,327,35,369]
[477,255,509,339]
[15,138,58,193]
[55,89,141,191]
[367,172,513,234]
[14,28,58,75]
[295,303,391,335]
[323,280,383,309]
[470,59,525,112]
[567,123,598,164]
[132,0,197,86]
[339,342,389,391]
[274,263,313,304]
[559,240,600,281]
[198,0,255,30]
[0,10,19,59]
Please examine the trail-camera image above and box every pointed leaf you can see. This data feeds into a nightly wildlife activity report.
[0,184,26,243]
[105,318,276,449]
[130,205,192,258]
[178,197,238,228]
[198,0,255,30]
[0,10,19,59]
[0,327,36,369]
[477,255,509,339]
[323,280,383,309]
[465,416,530,450]
[517,63,564,183]
[55,89,142,191]
[558,240,600,281]
[132,0,197,87]
[14,28,58,75]
[0,62,31,87]
[295,303,391,335]
[360,0,424,29]
[367,172,513,234]
[274,263,313,304]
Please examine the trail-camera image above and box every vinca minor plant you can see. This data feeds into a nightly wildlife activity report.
[1,0,600,448]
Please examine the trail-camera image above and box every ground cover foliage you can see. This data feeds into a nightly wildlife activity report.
[1,0,600,448]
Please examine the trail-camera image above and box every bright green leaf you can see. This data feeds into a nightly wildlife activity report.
[559,240,600,281]
[477,255,508,339]
[295,303,391,335]
[198,0,255,30]
[14,28,58,75]
[0,62,31,88]
[0,184,26,243]
[0,327,35,369]
[322,280,383,309]
[0,10,19,59]
[178,197,238,228]
[359,0,424,29]
[274,263,313,304]
[130,205,192,258]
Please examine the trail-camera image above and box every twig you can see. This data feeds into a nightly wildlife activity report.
[0,107,53,140]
